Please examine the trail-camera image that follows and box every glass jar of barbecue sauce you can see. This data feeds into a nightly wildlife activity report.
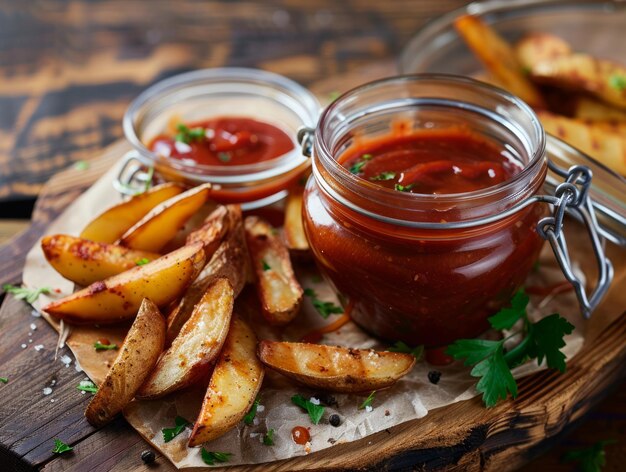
[302,75,553,347]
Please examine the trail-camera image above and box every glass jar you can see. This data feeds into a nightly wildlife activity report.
[118,68,320,209]
[302,75,612,347]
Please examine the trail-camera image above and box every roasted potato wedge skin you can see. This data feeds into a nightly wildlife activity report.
[514,32,572,71]
[188,316,264,446]
[137,277,234,399]
[186,204,229,258]
[119,183,212,252]
[245,216,303,326]
[44,242,206,324]
[258,341,415,393]
[166,206,248,344]
[573,96,626,122]
[283,185,310,255]
[85,298,165,427]
[41,234,160,286]
[80,183,186,244]
[454,15,545,108]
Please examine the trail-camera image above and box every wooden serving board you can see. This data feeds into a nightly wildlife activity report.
[1,65,626,472]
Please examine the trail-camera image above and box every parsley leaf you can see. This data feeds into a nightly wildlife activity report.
[371,171,396,181]
[609,74,626,91]
[52,438,73,454]
[488,291,529,330]
[263,428,275,446]
[291,394,325,424]
[262,260,271,271]
[73,160,89,171]
[362,154,373,160]
[162,416,191,442]
[93,341,118,351]
[447,338,502,366]
[328,90,341,102]
[526,313,574,373]
[135,257,150,266]
[349,160,367,174]
[304,288,343,319]
[471,343,518,407]
[217,152,231,162]
[388,341,424,360]
[0,377,8,384]
[243,398,260,425]
[175,123,205,144]
[394,183,415,192]
[563,439,616,472]
[359,391,376,410]
[3,284,51,304]
[201,449,232,465]
[76,380,98,393]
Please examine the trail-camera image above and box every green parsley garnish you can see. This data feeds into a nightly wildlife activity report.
[394,183,415,192]
[609,74,626,91]
[362,154,373,160]
[263,428,275,446]
[563,439,616,472]
[52,438,73,454]
[349,160,367,174]
[3,284,51,304]
[73,160,89,171]
[76,380,98,393]
[243,397,260,425]
[328,90,341,102]
[93,341,118,351]
[291,394,325,424]
[359,391,376,410]
[371,171,396,181]
[201,449,232,465]
[217,152,231,162]
[0,377,8,384]
[262,260,271,271]
[136,258,150,266]
[162,416,191,442]
[175,123,205,144]
[447,290,574,407]
[143,166,154,193]
[304,288,343,319]
[388,341,424,360]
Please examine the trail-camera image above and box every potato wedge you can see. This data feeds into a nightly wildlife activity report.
[118,183,212,252]
[454,15,545,108]
[166,206,249,344]
[186,204,230,258]
[258,341,415,393]
[137,277,234,399]
[245,216,303,325]
[44,242,206,324]
[80,182,185,243]
[41,234,160,286]
[188,316,264,446]
[514,32,572,72]
[538,111,626,176]
[283,185,310,255]
[85,298,165,427]
[573,96,626,122]
[531,54,626,109]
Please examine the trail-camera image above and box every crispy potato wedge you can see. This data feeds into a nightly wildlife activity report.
[186,204,230,258]
[41,234,160,286]
[573,96,626,122]
[188,316,264,446]
[454,15,545,108]
[283,186,310,255]
[245,216,303,325]
[80,183,186,243]
[538,111,626,176]
[85,298,165,427]
[531,54,626,109]
[44,242,205,324]
[258,341,415,393]
[118,183,212,252]
[137,277,234,399]
[166,206,249,344]
[514,32,572,71]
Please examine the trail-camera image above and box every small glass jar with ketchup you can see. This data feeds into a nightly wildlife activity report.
[119,68,319,208]
[301,75,614,347]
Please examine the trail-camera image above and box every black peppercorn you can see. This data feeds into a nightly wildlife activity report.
[329,414,341,427]
[141,450,156,464]
[428,370,442,384]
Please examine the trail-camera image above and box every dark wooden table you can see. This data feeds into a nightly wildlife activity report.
[0,1,624,471]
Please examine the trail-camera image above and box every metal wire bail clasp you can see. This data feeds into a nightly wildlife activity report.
[537,164,614,318]
[297,126,315,158]
[113,150,153,196]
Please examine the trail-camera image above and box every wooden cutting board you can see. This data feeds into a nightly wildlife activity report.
[1,64,625,472]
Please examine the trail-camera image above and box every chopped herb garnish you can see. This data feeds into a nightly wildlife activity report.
[93,341,118,351]
[362,154,373,160]
[143,166,154,192]
[328,90,341,102]
[291,394,325,424]
[52,438,73,454]
[304,288,343,319]
[563,439,616,472]
[76,380,98,393]
[371,171,396,181]
[201,449,232,465]
[359,391,376,410]
[349,160,367,174]
[3,284,51,304]
[162,416,191,442]
[521,65,532,76]
[609,74,626,91]
[217,152,231,162]
[175,123,205,144]
[262,260,271,271]
[0,377,7,384]
[243,398,260,425]
[263,428,275,446]
[388,341,424,360]
[73,160,89,171]
[136,258,150,266]
[447,290,574,407]
[394,183,415,192]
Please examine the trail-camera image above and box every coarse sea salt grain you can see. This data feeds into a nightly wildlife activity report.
[34,344,44,351]
[74,359,83,372]
[31,309,41,318]
[21,344,27,349]
[50,399,55,403]
[42,387,52,395]
[256,405,265,413]
[309,397,320,405]
[253,417,260,426]
[365,405,373,413]
[60,355,72,367]
[30,323,37,330]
